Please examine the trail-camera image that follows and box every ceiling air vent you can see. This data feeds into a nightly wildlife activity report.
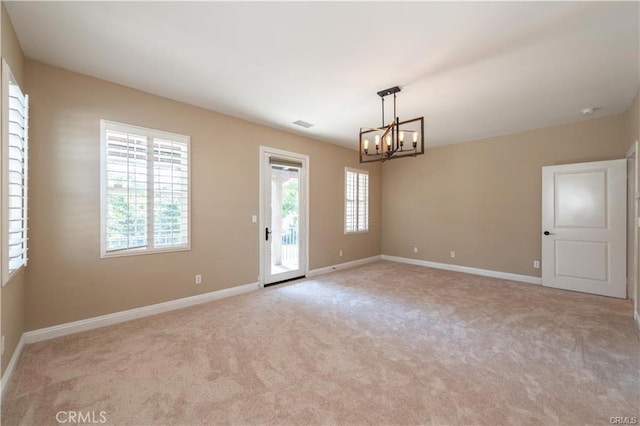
[293,120,314,128]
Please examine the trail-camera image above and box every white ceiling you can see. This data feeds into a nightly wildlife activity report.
[6,1,640,149]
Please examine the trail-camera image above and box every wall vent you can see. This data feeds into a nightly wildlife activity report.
[293,120,314,128]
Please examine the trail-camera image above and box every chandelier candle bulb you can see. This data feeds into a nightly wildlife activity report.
[399,131,404,147]
[364,138,369,154]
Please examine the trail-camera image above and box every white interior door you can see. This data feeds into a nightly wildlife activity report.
[542,159,626,298]
[260,147,308,286]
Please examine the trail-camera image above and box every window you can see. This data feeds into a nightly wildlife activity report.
[345,167,368,233]
[100,120,190,257]
[2,60,29,285]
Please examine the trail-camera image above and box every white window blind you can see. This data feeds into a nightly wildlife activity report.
[101,120,190,257]
[2,60,29,285]
[357,172,369,231]
[345,168,369,233]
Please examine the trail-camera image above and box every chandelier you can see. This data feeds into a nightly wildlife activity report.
[359,86,424,163]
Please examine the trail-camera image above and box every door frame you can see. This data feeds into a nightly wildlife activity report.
[627,141,639,320]
[258,146,310,287]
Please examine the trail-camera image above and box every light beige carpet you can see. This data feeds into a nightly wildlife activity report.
[2,261,639,425]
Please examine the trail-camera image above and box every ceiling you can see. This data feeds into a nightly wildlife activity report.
[5,1,640,149]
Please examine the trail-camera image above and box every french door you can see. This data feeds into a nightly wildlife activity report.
[260,147,308,285]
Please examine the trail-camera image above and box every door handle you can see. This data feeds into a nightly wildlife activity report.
[543,231,555,235]
[265,227,272,241]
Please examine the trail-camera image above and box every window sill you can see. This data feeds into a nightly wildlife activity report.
[101,245,191,259]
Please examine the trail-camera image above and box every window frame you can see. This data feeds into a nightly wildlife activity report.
[2,59,29,286]
[344,167,369,234]
[100,120,191,259]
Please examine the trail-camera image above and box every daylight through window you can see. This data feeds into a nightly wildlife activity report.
[101,120,190,257]
[2,60,29,285]
[345,167,369,233]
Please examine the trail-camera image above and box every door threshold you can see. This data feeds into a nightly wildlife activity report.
[264,275,306,287]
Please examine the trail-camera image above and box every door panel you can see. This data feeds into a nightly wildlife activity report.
[555,240,608,281]
[555,171,606,228]
[542,159,626,298]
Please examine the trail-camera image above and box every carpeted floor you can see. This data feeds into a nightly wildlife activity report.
[2,261,639,425]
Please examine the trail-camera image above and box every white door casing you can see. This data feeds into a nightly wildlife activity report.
[627,141,639,320]
[542,159,626,298]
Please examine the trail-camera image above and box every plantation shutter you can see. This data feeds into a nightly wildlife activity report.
[153,137,189,247]
[6,79,29,276]
[345,168,369,233]
[104,126,149,252]
[357,172,369,232]
[102,120,190,256]
[345,170,357,232]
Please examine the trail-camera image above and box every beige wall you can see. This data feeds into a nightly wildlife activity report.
[382,114,628,277]
[1,2,26,376]
[628,89,639,149]
[1,4,22,87]
[24,60,381,330]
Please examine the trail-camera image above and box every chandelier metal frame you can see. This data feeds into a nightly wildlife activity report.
[359,86,424,163]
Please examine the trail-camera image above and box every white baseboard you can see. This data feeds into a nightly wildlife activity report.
[308,255,382,277]
[24,282,260,344]
[1,334,26,401]
[381,255,542,285]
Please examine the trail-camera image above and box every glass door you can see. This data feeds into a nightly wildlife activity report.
[262,153,307,285]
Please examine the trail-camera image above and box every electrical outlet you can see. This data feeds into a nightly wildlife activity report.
[252,215,257,223]
[413,247,418,253]
[450,251,456,258]
[195,274,202,285]
[339,250,343,257]
[533,260,540,269]
[1,335,4,356]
